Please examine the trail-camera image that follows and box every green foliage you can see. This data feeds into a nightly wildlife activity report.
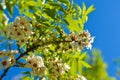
[20,76,34,80]
[0,0,114,80]
[83,49,116,80]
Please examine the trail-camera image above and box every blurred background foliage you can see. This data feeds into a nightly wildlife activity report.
[83,49,115,80]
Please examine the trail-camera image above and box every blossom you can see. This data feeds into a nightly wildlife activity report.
[86,36,95,50]
[0,50,17,69]
[6,16,33,47]
[76,75,87,80]
[26,55,46,77]
[63,63,70,72]
[47,58,70,79]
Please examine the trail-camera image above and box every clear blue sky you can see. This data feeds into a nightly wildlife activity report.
[1,0,120,80]
[74,0,120,79]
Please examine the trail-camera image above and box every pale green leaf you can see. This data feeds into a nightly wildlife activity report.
[82,2,86,15]
[80,61,92,68]
[20,76,33,80]
[79,52,86,60]
[86,5,95,15]
[26,1,42,6]
[64,14,82,32]
[70,59,77,74]
[78,60,82,73]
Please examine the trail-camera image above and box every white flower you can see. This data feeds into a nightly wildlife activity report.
[76,75,87,80]
[26,55,46,77]
[48,58,70,78]
[63,63,70,72]
[26,55,45,68]
[86,36,95,50]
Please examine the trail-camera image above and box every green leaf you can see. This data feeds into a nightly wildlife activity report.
[80,61,92,68]
[82,2,86,15]
[5,0,16,16]
[64,14,82,32]
[79,52,86,60]
[20,76,33,80]
[58,0,69,4]
[78,60,82,73]
[0,12,3,22]
[75,51,80,58]
[86,5,95,15]
[70,59,77,74]
[22,72,30,74]
[43,8,56,20]
[26,1,42,7]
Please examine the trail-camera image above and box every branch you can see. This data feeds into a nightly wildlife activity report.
[0,39,72,79]
[0,67,10,80]
[0,42,40,79]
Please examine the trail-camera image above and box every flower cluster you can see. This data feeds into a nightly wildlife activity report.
[55,30,94,54]
[26,55,46,77]
[66,30,95,50]
[47,58,70,79]
[7,16,33,46]
[0,50,17,69]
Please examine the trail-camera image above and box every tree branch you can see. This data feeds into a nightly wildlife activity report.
[0,39,72,79]
[0,67,10,80]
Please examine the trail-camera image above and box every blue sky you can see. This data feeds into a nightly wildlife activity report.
[74,0,120,79]
[1,0,120,80]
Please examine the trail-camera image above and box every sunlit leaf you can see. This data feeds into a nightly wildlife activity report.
[80,61,92,68]
[86,5,95,15]
[79,52,86,60]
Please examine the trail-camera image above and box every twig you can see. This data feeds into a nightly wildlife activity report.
[0,67,10,80]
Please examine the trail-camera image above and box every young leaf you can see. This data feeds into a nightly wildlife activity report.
[80,61,92,68]
[79,52,86,60]
[86,5,95,15]
[82,2,86,15]
[78,60,83,73]
[70,59,77,74]
[64,14,82,32]
[20,76,33,80]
